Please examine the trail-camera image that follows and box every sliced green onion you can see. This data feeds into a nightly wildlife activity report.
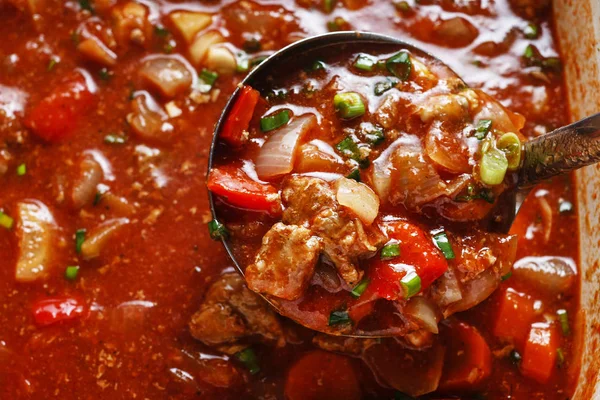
[559,199,574,214]
[260,110,290,132]
[353,54,377,72]
[208,219,229,240]
[433,231,455,260]
[381,242,400,260]
[197,69,219,93]
[75,229,86,254]
[250,56,268,67]
[351,279,370,298]
[104,134,127,144]
[394,1,411,12]
[556,348,565,367]
[501,271,512,281]
[234,348,260,375]
[154,26,169,37]
[474,119,492,139]
[328,310,351,326]
[374,78,399,96]
[79,0,94,13]
[557,309,570,336]
[163,43,174,54]
[311,60,327,71]
[324,0,336,13]
[542,57,561,72]
[93,192,103,206]
[509,349,522,365]
[98,68,112,81]
[524,22,539,39]
[0,211,14,230]
[479,188,495,204]
[326,17,347,32]
[365,127,385,145]
[334,92,365,120]
[497,132,522,171]
[524,44,536,60]
[47,58,58,71]
[16,163,26,176]
[65,265,80,281]
[336,136,368,167]
[480,146,508,185]
[386,51,412,81]
[236,53,250,73]
[400,271,421,298]
[346,169,361,182]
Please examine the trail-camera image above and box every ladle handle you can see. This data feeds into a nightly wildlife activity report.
[519,112,600,187]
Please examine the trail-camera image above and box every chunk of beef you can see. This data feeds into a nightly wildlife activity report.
[246,223,322,300]
[281,176,386,286]
[189,273,285,353]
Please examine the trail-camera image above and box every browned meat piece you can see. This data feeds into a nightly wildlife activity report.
[189,273,285,353]
[312,333,377,355]
[281,176,386,286]
[281,176,336,226]
[246,223,322,300]
[312,208,386,285]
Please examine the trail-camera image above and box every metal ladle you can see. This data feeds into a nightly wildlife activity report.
[207,31,600,337]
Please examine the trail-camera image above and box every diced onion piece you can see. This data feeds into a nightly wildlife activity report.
[15,201,55,282]
[139,57,193,98]
[77,37,117,66]
[433,268,463,307]
[189,31,224,66]
[255,114,317,180]
[205,45,237,75]
[474,90,525,133]
[295,141,346,174]
[425,124,471,173]
[112,2,151,46]
[334,177,380,225]
[80,218,128,260]
[513,256,576,295]
[417,94,469,123]
[127,93,173,143]
[444,269,498,317]
[404,296,440,334]
[169,11,212,44]
[72,157,103,209]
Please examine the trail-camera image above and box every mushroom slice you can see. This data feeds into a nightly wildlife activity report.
[15,201,55,282]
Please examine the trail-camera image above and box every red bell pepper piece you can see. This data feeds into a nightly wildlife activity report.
[439,320,492,391]
[24,72,95,142]
[492,288,536,348]
[207,165,281,215]
[366,221,448,300]
[220,85,260,147]
[521,323,559,384]
[32,296,87,327]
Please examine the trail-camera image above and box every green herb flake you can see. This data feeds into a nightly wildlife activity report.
[324,0,336,13]
[524,22,539,39]
[154,26,169,37]
[16,163,26,176]
[47,58,58,71]
[260,110,290,132]
[335,136,368,167]
[475,119,492,139]
[234,348,261,375]
[75,229,86,254]
[346,169,361,182]
[381,242,401,260]
[197,69,219,93]
[353,54,377,72]
[350,279,370,298]
[0,211,14,230]
[208,219,229,241]
[327,17,347,32]
[557,309,570,336]
[501,271,512,281]
[78,0,94,13]
[433,231,455,260]
[386,51,412,81]
[374,78,399,96]
[328,310,352,326]
[65,265,80,281]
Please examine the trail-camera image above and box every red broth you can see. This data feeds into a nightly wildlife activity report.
[0,0,579,399]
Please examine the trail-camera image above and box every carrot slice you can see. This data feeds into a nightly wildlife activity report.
[284,351,362,400]
[220,85,260,147]
[492,288,536,348]
[439,320,492,391]
[521,323,559,384]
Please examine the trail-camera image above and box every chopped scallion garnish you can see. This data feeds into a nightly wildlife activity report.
[497,132,522,171]
[432,231,455,260]
[208,219,229,240]
[336,136,368,167]
[324,0,336,13]
[474,119,492,139]
[353,54,377,72]
[311,60,327,72]
[524,22,539,39]
[79,0,94,13]
[98,68,112,81]
[557,309,570,336]
[154,26,169,37]
[260,110,291,132]
[501,271,512,281]
[351,279,370,298]
[374,78,399,96]
[326,17,347,32]
[75,229,86,254]
[65,265,80,281]
[381,242,401,260]
[480,146,508,186]
[346,169,361,182]
[386,51,412,81]
[104,134,127,144]
[334,92,365,120]
[234,348,261,375]
[47,58,58,71]
[365,128,385,145]
[0,211,14,230]
[559,199,574,214]
[328,310,351,326]
[197,69,219,93]
[400,271,421,298]
[557,348,565,367]
[16,163,26,176]
[509,349,522,365]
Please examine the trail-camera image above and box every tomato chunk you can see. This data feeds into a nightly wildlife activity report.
[521,323,559,384]
[439,320,492,391]
[24,72,94,142]
[284,351,362,400]
[32,296,87,327]
[220,85,260,147]
[492,288,536,348]
[207,165,281,215]
[366,221,448,300]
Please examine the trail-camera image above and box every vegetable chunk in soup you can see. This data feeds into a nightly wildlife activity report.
[0,0,580,399]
